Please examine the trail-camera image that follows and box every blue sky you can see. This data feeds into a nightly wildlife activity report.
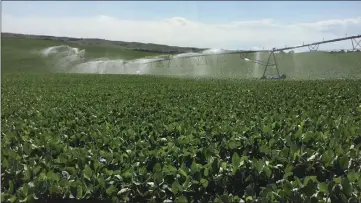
[2,1,361,49]
[4,1,361,23]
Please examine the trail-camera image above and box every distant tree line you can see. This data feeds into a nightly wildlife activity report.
[330,49,360,53]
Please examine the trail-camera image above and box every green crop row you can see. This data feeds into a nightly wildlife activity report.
[2,73,361,202]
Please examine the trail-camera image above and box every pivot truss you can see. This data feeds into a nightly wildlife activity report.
[239,49,285,80]
[308,44,320,52]
[153,54,227,69]
[239,34,361,79]
[142,34,361,80]
[351,38,361,50]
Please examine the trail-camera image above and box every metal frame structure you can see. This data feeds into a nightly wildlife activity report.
[142,34,361,79]
[308,44,320,52]
[351,37,361,50]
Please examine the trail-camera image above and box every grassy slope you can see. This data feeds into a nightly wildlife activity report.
[1,37,160,73]
[2,32,206,54]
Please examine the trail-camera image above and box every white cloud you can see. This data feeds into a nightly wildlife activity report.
[2,14,361,50]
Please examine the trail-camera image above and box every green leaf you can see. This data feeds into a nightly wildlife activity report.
[153,163,162,172]
[339,156,349,170]
[76,185,83,199]
[98,176,106,189]
[19,196,28,203]
[167,165,178,174]
[154,171,164,185]
[294,177,303,188]
[179,169,187,177]
[46,170,60,182]
[263,166,272,179]
[200,178,209,188]
[176,195,188,203]
[24,167,32,181]
[214,197,222,203]
[283,172,293,179]
[347,170,358,182]
[228,140,240,149]
[9,180,14,194]
[191,162,199,173]
[50,185,61,194]
[204,167,209,177]
[334,177,342,184]
[183,176,191,190]
[285,164,293,173]
[8,196,17,203]
[282,180,293,197]
[341,178,352,196]
[322,150,334,166]
[117,188,131,196]
[83,165,93,181]
[220,194,229,203]
[231,152,240,168]
[122,170,132,180]
[65,167,77,175]
[304,176,317,186]
[221,162,227,169]
[171,180,182,194]
[106,185,116,196]
[318,183,328,194]
[22,183,29,196]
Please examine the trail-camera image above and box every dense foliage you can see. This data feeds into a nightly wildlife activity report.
[2,73,361,202]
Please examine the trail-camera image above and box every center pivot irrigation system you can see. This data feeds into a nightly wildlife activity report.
[143,34,361,80]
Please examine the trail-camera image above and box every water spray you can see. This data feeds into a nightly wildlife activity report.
[39,34,361,79]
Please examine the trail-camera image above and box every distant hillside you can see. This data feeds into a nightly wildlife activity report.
[1,32,207,54]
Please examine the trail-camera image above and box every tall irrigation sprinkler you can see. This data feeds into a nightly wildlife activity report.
[138,34,361,79]
[238,34,361,79]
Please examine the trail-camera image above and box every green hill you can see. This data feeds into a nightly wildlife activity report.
[1,34,164,73]
[2,32,206,54]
